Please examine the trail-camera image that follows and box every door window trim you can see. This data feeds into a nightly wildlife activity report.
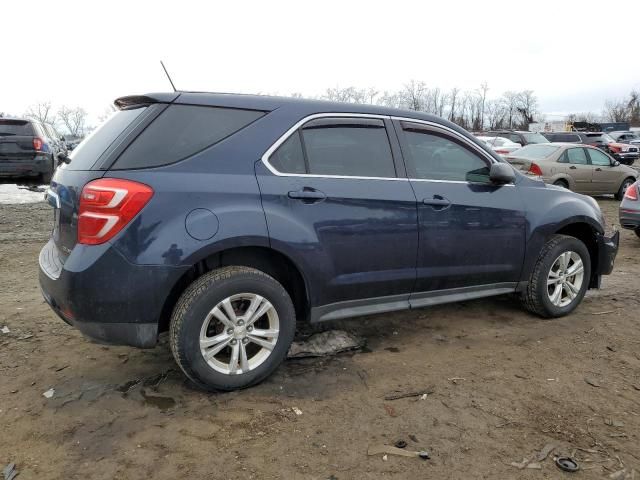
[392,117,507,185]
[261,113,405,181]
[261,113,499,183]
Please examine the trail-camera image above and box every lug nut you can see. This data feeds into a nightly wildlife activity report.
[230,339,237,345]
[227,328,234,334]
[242,338,249,344]
[237,320,244,326]
[247,326,253,332]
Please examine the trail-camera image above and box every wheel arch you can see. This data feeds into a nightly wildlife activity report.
[158,245,311,334]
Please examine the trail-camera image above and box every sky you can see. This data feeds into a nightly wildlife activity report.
[2,0,639,125]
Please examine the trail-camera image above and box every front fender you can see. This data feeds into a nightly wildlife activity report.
[519,183,604,283]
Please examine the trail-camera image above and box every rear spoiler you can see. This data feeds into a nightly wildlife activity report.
[114,93,180,110]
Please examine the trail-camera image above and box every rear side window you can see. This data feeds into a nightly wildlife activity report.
[268,132,306,174]
[301,120,396,177]
[68,107,147,170]
[112,105,264,170]
[566,148,588,164]
[0,120,34,136]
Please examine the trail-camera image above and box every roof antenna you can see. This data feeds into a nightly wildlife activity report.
[160,60,177,92]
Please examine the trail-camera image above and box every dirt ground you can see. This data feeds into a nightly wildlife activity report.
[1,192,639,480]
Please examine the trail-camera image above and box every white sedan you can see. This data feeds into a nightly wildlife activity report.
[476,136,522,157]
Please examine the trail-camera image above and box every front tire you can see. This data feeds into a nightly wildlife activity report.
[553,179,569,189]
[170,266,296,391]
[521,234,591,318]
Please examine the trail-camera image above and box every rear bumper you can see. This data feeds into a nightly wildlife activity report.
[38,238,189,348]
[619,207,640,231]
[0,154,52,176]
[590,230,619,287]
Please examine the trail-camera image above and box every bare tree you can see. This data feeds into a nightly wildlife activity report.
[25,102,55,125]
[400,80,428,111]
[515,90,538,129]
[448,87,460,122]
[322,86,377,104]
[478,82,489,130]
[58,106,88,137]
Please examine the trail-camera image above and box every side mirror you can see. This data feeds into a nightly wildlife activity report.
[613,160,621,167]
[490,163,516,184]
[56,151,70,165]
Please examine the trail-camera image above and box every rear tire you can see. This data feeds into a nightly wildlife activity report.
[521,234,591,318]
[169,266,296,391]
[615,177,636,201]
[635,229,640,239]
[41,156,54,184]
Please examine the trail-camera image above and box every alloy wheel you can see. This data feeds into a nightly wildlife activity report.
[547,251,584,307]
[199,293,280,375]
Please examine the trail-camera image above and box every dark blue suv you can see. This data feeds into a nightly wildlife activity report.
[39,92,619,391]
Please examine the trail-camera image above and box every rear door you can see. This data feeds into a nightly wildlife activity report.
[587,147,620,194]
[256,115,418,312]
[395,120,526,297]
[563,147,593,193]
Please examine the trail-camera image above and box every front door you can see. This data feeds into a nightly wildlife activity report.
[587,147,621,194]
[562,147,593,194]
[256,115,418,314]
[393,120,526,299]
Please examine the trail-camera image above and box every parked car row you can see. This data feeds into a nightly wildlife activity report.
[542,131,639,165]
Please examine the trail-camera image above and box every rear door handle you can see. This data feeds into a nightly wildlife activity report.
[422,195,451,210]
[288,188,326,203]
[595,168,602,171]
[569,165,577,169]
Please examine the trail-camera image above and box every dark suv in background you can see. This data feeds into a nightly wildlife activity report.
[481,130,550,146]
[39,92,619,391]
[0,118,66,182]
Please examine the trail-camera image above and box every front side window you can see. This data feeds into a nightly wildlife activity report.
[588,148,611,166]
[566,148,588,165]
[403,127,490,182]
[301,119,396,177]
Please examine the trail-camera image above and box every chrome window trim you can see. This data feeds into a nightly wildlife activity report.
[260,112,513,186]
[260,112,405,181]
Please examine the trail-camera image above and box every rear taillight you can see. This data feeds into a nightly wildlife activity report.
[78,178,154,245]
[528,163,543,176]
[33,137,43,151]
[624,182,639,201]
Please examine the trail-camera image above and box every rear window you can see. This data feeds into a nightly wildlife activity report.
[521,132,549,144]
[512,144,560,159]
[0,120,34,136]
[112,105,264,170]
[68,107,147,170]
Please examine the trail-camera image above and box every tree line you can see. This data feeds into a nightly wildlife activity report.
[21,102,90,138]
[297,82,539,131]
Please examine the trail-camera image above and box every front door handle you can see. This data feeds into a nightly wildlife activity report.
[595,168,603,171]
[422,195,451,210]
[288,188,326,203]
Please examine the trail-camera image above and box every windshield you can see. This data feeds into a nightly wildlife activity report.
[511,144,559,159]
[521,132,550,144]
